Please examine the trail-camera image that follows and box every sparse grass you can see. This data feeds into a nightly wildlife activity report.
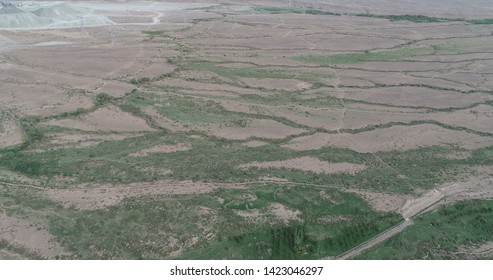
[232,92,344,109]
[0,180,399,260]
[432,44,471,55]
[124,90,250,127]
[253,7,493,25]
[294,47,434,65]
[181,61,293,81]
[143,30,165,40]
[0,240,43,260]
[130,77,151,86]
[356,200,493,259]
[180,184,401,259]
[356,14,458,23]
[253,6,341,16]
[468,19,493,24]
[1,115,480,194]
[178,60,330,86]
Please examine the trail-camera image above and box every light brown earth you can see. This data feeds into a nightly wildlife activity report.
[31,132,135,151]
[45,105,156,132]
[0,82,93,116]
[284,124,493,152]
[346,189,411,213]
[239,78,312,91]
[340,103,493,133]
[46,180,245,211]
[267,203,302,225]
[0,118,25,149]
[242,140,267,148]
[0,211,64,259]
[234,209,263,221]
[95,81,136,98]
[239,156,367,174]
[218,100,258,115]
[326,86,492,109]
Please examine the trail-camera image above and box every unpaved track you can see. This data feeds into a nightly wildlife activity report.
[333,219,414,260]
[333,178,493,259]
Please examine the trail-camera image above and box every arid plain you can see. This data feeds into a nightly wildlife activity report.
[1,0,492,259]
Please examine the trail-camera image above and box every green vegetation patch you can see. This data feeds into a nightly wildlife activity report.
[253,6,341,16]
[143,30,166,40]
[0,124,482,192]
[356,14,456,23]
[252,7,493,25]
[177,60,330,87]
[124,90,250,127]
[357,200,493,259]
[294,47,434,65]
[179,184,402,259]
[0,182,400,260]
[181,61,294,81]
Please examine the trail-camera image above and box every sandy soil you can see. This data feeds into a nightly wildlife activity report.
[268,203,302,225]
[346,189,411,213]
[326,86,492,109]
[218,100,258,115]
[239,156,367,174]
[234,209,263,220]
[45,105,156,132]
[337,69,476,92]
[302,102,493,133]
[46,180,245,210]
[339,103,493,133]
[132,58,176,79]
[37,132,135,150]
[185,30,404,52]
[0,81,93,116]
[242,140,267,148]
[95,81,136,97]
[239,78,312,91]
[134,166,173,176]
[284,124,493,152]
[431,105,493,134]
[0,60,102,91]
[0,118,25,149]
[7,44,157,79]
[0,212,64,259]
